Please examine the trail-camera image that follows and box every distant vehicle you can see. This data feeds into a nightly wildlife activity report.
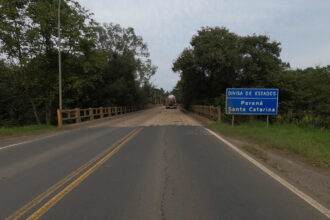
[165,94,177,109]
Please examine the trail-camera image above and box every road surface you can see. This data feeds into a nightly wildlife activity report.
[0,107,328,220]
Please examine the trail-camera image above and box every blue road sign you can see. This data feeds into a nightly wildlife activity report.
[226,88,279,115]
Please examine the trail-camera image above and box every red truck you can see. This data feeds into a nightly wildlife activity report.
[165,94,177,109]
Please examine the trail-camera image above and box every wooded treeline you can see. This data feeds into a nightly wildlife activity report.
[0,0,163,126]
[172,27,330,128]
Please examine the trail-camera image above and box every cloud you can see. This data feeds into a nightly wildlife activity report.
[78,0,330,91]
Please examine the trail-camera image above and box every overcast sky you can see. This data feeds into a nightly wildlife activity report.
[77,0,330,91]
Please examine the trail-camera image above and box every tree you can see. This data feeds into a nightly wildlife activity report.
[0,1,159,126]
[173,48,207,107]
[96,23,157,86]
[173,26,286,108]
[0,0,42,124]
[238,35,287,88]
[0,0,98,125]
[25,0,97,124]
[191,27,241,96]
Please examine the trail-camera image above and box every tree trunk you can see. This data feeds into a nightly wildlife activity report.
[28,95,41,125]
[45,100,52,125]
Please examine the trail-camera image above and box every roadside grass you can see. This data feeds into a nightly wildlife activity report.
[207,120,330,167]
[0,124,57,138]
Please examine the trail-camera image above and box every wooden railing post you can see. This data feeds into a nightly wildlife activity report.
[115,107,118,116]
[217,106,221,123]
[100,107,103,118]
[57,109,62,128]
[89,108,94,120]
[108,107,111,117]
[83,109,87,118]
[75,108,80,123]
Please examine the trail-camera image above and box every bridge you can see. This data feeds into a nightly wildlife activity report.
[0,107,328,220]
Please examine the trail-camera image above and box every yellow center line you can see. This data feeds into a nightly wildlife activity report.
[26,127,143,220]
[5,128,141,220]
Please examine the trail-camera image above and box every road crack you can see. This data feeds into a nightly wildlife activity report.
[160,131,170,220]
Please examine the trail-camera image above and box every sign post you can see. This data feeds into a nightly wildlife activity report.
[226,88,279,127]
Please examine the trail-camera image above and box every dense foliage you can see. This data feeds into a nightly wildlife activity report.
[0,0,163,126]
[173,27,330,128]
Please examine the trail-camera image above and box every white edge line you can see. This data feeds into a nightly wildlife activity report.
[205,128,330,219]
[0,108,148,150]
[0,128,83,151]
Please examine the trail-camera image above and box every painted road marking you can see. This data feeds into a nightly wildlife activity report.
[26,127,143,220]
[0,110,141,151]
[0,128,86,151]
[206,128,330,219]
[0,134,62,151]
[5,128,140,220]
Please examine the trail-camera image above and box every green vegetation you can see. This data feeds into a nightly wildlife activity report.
[172,27,330,128]
[208,121,330,167]
[173,26,330,166]
[0,0,165,126]
[272,162,284,172]
[242,145,268,162]
[0,124,57,138]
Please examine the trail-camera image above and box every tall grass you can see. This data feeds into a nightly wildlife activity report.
[207,120,330,167]
[0,125,57,138]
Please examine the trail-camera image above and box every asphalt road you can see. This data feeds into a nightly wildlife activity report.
[0,107,328,220]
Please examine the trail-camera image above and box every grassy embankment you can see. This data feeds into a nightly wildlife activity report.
[207,120,330,167]
[0,125,57,138]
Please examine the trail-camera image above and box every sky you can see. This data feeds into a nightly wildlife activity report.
[77,0,330,91]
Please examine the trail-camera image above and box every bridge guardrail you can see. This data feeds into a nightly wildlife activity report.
[189,105,221,123]
[57,106,138,128]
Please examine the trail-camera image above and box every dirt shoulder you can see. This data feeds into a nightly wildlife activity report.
[182,109,330,210]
